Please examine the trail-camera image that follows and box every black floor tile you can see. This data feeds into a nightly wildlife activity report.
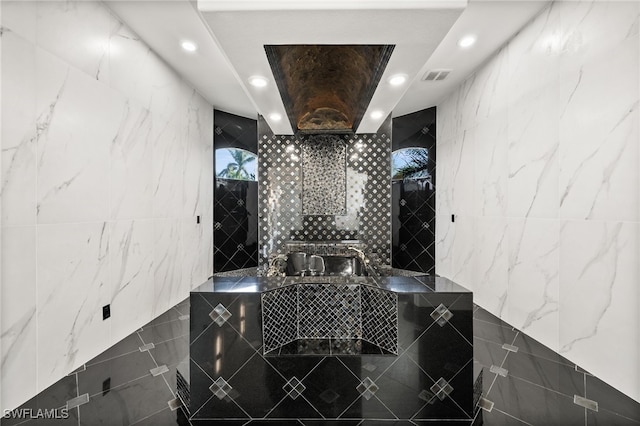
[86,333,145,367]
[502,349,585,398]
[473,336,508,370]
[130,406,190,426]
[78,374,174,425]
[587,408,640,425]
[139,317,188,345]
[481,407,532,425]
[586,375,640,423]
[149,335,189,369]
[473,318,518,347]
[512,332,573,368]
[173,298,190,316]
[9,298,638,426]
[1,374,79,425]
[78,350,157,398]
[473,308,508,327]
[145,307,184,328]
[488,374,586,426]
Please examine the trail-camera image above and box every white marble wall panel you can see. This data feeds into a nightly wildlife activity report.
[109,100,154,220]
[459,46,509,128]
[109,220,154,345]
[450,129,475,215]
[474,217,508,317]
[506,3,561,103]
[507,218,560,350]
[153,218,183,317]
[1,227,37,411]
[507,85,560,219]
[557,1,639,77]
[474,114,507,217]
[36,222,111,392]
[558,38,639,222]
[152,119,185,219]
[559,220,639,401]
[1,1,37,44]
[0,0,213,411]
[35,49,124,224]
[183,91,214,217]
[437,0,640,402]
[435,137,453,215]
[108,24,158,109]
[449,215,476,291]
[1,31,36,227]
[36,1,112,82]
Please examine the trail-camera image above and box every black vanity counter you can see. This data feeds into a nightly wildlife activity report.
[188,273,478,424]
[194,273,470,294]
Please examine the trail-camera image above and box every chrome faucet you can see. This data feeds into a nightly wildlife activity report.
[347,247,369,266]
[266,254,287,276]
[308,255,325,275]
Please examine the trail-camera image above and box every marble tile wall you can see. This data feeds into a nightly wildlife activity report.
[436,1,640,402]
[0,0,214,412]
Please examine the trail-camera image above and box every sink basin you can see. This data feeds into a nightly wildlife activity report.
[286,254,367,276]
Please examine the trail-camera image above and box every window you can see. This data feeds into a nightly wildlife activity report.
[391,147,430,180]
[215,148,257,181]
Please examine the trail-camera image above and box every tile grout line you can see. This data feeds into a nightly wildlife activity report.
[584,371,588,426]
[487,331,519,397]
[143,337,177,399]
[75,372,80,426]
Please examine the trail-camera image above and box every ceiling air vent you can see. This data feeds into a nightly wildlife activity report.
[422,69,451,81]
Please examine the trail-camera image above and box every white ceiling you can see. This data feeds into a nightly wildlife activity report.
[106,0,550,132]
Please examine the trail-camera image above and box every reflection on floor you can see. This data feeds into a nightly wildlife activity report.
[2,297,639,425]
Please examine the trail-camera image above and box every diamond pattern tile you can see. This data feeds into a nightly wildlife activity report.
[261,284,397,354]
[361,285,398,354]
[258,116,392,267]
[356,377,379,401]
[430,377,454,401]
[431,303,454,327]
[262,286,298,353]
[209,377,232,400]
[283,377,307,400]
[209,303,232,327]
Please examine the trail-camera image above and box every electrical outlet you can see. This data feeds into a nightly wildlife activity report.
[102,304,111,320]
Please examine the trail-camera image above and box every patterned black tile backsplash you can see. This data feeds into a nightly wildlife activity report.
[258,115,392,268]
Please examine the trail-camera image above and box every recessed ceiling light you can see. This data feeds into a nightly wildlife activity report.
[181,40,197,52]
[458,34,477,49]
[269,113,282,121]
[248,76,268,88]
[370,110,384,120]
[388,74,408,86]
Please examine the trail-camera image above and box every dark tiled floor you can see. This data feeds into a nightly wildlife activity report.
[2,299,639,425]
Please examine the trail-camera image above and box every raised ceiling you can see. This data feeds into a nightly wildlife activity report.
[105,0,551,133]
[265,44,394,133]
[198,2,465,134]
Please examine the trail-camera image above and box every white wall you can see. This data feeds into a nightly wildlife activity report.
[437,0,639,402]
[0,1,214,411]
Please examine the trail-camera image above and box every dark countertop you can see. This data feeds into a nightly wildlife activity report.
[194,273,470,294]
